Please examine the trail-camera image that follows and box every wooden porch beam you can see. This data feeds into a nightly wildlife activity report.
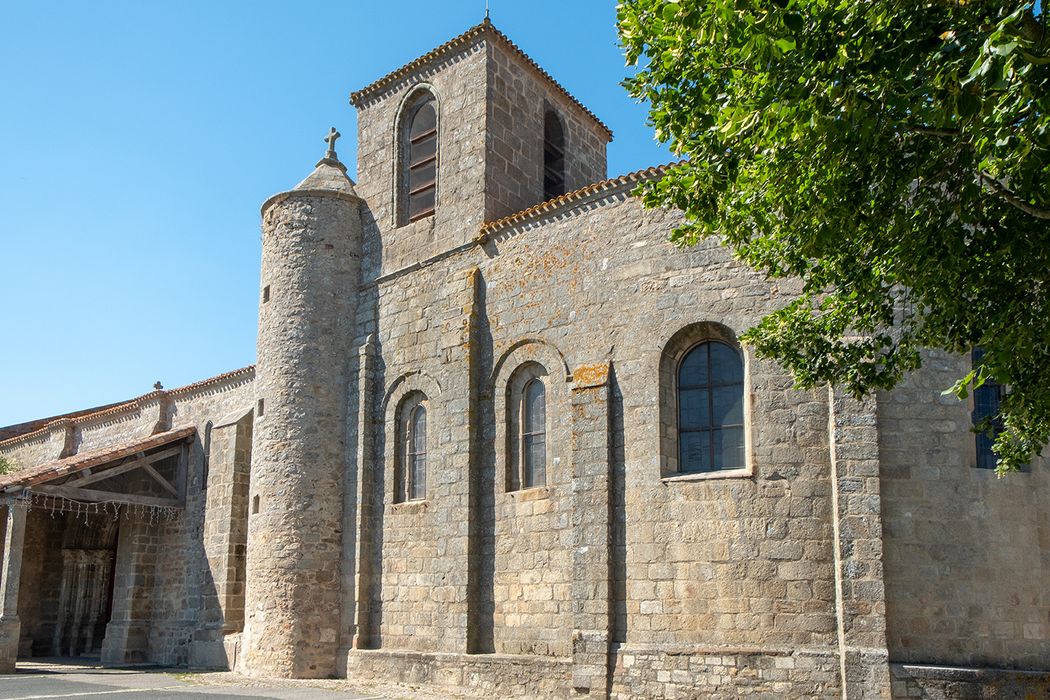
[72,445,182,488]
[32,484,182,509]
[141,463,179,498]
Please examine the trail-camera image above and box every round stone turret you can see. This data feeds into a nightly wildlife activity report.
[242,131,362,678]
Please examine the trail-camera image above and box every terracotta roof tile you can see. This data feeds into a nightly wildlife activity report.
[479,161,682,236]
[350,19,613,140]
[166,365,255,398]
[0,426,196,491]
[0,365,254,449]
[0,403,126,443]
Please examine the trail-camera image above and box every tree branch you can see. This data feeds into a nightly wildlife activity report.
[980,171,1050,220]
[908,126,960,137]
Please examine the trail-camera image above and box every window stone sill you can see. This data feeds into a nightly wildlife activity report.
[661,467,752,483]
[505,486,550,501]
[389,499,429,514]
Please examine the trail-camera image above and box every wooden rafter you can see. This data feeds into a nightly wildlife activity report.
[32,484,181,509]
[28,442,185,509]
[141,462,179,497]
[72,445,182,488]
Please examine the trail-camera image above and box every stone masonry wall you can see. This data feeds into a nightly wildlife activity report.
[610,645,841,699]
[878,350,1050,670]
[488,341,574,658]
[355,35,489,271]
[484,39,608,223]
[348,183,851,695]
[193,408,252,669]
[15,510,62,657]
[891,663,1050,698]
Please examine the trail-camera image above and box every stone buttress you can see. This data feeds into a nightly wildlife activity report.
[241,140,362,678]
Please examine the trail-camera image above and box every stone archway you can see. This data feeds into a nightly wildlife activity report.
[51,512,120,658]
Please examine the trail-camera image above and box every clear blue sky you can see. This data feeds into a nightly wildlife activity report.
[0,1,671,427]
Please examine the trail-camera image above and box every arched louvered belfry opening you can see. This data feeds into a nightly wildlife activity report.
[543,108,565,200]
[400,90,438,224]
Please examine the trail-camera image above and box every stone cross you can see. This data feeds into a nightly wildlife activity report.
[153,381,164,391]
[324,127,340,158]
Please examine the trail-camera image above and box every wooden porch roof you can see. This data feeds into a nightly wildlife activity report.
[0,426,196,492]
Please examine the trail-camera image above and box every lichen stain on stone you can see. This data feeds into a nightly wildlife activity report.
[572,362,609,389]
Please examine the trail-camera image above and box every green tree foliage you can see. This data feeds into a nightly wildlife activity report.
[619,0,1049,473]
[0,455,14,476]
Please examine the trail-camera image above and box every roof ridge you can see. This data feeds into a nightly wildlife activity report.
[0,365,256,449]
[479,161,683,236]
[349,19,612,139]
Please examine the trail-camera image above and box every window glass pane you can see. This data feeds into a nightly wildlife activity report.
[709,343,743,384]
[409,189,435,219]
[412,406,426,454]
[973,384,1000,421]
[679,430,710,472]
[410,102,436,137]
[678,388,709,431]
[713,427,745,470]
[712,385,743,426]
[678,345,709,388]
[975,431,996,470]
[525,380,545,433]
[410,455,426,500]
[524,434,546,487]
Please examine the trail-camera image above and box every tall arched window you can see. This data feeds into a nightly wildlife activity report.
[543,109,565,200]
[202,420,213,492]
[404,95,438,223]
[522,378,547,488]
[971,348,1005,470]
[396,394,427,502]
[408,404,427,500]
[506,363,549,491]
[678,341,744,472]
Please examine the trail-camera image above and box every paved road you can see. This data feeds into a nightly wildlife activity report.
[1,661,398,700]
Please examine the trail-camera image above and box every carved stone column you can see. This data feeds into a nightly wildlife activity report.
[0,501,27,673]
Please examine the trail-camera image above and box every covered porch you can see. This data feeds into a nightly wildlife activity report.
[0,427,194,672]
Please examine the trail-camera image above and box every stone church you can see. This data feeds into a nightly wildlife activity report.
[1,19,1047,699]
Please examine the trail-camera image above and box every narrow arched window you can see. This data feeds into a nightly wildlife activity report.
[406,403,427,500]
[202,420,213,492]
[395,393,428,502]
[971,348,1005,470]
[543,109,565,200]
[405,97,438,223]
[506,363,550,491]
[678,341,744,472]
[522,378,547,488]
